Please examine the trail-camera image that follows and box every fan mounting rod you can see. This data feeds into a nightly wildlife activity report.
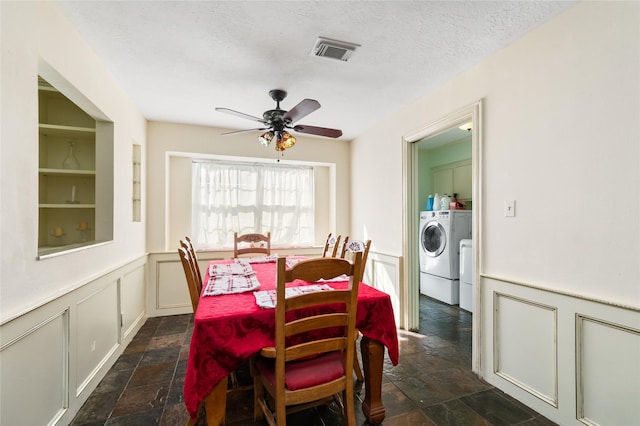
[269,89,287,105]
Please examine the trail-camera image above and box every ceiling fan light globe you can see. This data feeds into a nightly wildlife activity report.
[282,132,296,149]
[258,131,274,147]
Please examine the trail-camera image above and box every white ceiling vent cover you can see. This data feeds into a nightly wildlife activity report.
[312,37,360,62]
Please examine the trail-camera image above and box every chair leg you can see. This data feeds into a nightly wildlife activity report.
[353,351,364,383]
[251,359,266,422]
[344,388,356,426]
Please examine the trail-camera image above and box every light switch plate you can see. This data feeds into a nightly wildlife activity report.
[505,200,515,217]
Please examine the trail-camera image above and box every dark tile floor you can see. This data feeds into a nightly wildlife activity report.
[71,295,556,425]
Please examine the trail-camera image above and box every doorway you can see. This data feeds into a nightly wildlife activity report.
[401,100,482,373]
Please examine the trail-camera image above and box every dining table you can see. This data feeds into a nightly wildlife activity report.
[184,256,399,425]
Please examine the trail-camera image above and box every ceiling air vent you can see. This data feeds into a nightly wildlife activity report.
[311,37,360,62]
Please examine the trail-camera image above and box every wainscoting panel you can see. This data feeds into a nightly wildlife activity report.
[0,256,147,426]
[156,258,192,311]
[120,265,147,339]
[0,309,69,426]
[577,315,640,426]
[481,276,640,426]
[493,293,557,406]
[369,251,401,326]
[75,280,120,396]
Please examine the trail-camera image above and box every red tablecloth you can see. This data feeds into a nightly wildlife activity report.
[183,258,399,419]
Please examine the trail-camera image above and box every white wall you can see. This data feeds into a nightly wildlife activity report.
[146,121,351,252]
[0,1,148,322]
[351,2,639,424]
[352,1,639,307]
[1,3,148,423]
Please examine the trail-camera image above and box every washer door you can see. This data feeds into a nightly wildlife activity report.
[421,221,447,257]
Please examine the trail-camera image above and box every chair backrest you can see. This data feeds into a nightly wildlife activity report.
[233,232,271,258]
[338,236,350,258]
[181,237,202,293]
[322,233,342,258]
[272,252,363,402]
[178,246,201,312]
[342,239,371,282]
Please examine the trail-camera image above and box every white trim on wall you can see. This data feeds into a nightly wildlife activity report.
[402,100,483,372]
[163,151,338,252]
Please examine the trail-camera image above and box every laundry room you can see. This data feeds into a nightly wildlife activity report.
[416,123,474,315]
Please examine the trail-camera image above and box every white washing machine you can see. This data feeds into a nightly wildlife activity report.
[419,210,471,304]
[459,239,474,313]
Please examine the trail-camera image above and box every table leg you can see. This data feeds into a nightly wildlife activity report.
[203,376,228,426]
[360,336,386,424]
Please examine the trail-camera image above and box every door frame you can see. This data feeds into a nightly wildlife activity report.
[401,99,483,373]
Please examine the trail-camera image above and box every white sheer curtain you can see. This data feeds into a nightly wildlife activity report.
[192,160,314,249]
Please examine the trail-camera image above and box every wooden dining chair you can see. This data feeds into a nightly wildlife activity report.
[338,236,350,258]
[178,246,201,312]
[181,237,202,295]
[321,233,342,258]
[341,239,372,383]
[180,242,252,394]
[253,253,364,426]
[342,239,371,268]
[233,232,271,258]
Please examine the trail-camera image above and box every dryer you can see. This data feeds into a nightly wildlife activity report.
[459,239,474,313]
[419,210,471,304]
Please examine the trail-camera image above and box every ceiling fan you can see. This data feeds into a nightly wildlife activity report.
[215,89,343,155]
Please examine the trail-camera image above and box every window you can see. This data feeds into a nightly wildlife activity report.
[192,160,314,248]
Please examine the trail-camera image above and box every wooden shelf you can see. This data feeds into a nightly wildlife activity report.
[39,203,96,209]
[37,76,112,257]
[39,168,96,176]
[39,123,95,139]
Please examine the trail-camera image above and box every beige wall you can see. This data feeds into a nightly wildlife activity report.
[352,1,639,306]
[0,1,147,321]
[351,3,640,423]
[146,121,351,252]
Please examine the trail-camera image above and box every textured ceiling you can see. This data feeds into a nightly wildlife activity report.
[55,1,575,141]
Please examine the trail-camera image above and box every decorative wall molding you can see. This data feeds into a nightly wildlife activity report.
[0,309,70,426]
[576,315,640,426]
[493,292,558,407]
[482,277,640,426]
[0,257,146,426]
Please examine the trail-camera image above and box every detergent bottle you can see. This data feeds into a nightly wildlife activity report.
[441,194,452,210]
[433,193,441,211]
[426,195,434,211]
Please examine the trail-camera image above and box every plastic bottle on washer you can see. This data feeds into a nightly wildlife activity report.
[441,194,452,210]
[426,195,434,211]
[433,193,441,211]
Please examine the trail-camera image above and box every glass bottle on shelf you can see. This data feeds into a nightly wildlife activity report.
[62,140,81,170]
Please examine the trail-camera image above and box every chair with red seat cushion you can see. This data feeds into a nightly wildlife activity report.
[341,239,372,383]
[252,253,363,426]
[181,237,202,295]
[178,246,201,312]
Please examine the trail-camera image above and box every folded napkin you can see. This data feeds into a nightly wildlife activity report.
[285,258,303,269]
[209,262,254,276]
[204,273,261,296]
[254,284,334,309]
[235,254,278,264]
[317,274,349,283]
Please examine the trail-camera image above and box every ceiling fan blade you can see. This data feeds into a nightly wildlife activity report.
[293,124,343,138]
[215,107,266,124]
[282,99,320,124]
[221,127,269,136]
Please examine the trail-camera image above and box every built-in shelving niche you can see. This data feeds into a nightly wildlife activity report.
[37,73,114,259]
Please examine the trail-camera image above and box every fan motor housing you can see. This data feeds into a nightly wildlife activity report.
[263,109,286,126]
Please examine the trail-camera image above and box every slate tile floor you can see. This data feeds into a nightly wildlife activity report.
[71,295,556,425]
